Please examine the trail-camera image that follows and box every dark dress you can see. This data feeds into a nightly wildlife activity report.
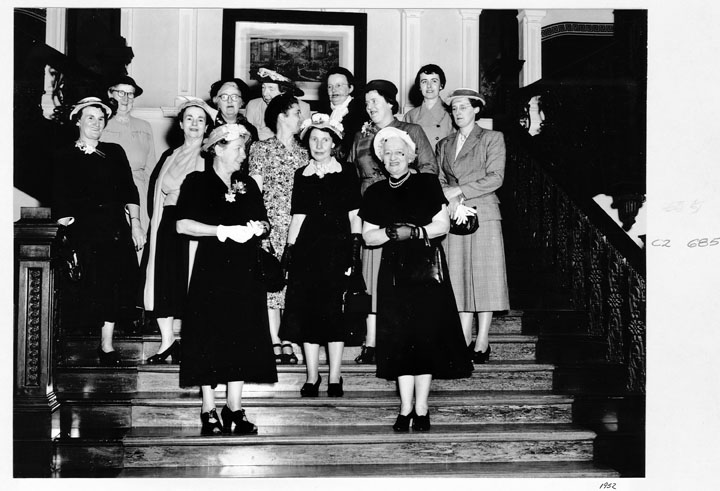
[52,141,140,326]
[176,169,278,388]
[358,173,473,380]
[281,160,364,345]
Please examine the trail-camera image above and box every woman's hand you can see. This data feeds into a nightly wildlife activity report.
[131,221,146,251]
[447,196,461,218]
[386,223,416,242]
[443,185,463,201]
[216,224,255,244]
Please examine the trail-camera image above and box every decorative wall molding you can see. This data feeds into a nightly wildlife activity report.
[178,9,198,97]
[459,9,483,90]
[400,9,424,112]
[120,9,134,76]
[542,22,613,41]
[517,9,546,88]
[42,8,66,116]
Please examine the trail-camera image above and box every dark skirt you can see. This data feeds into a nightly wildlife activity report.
[149,206,189,318]
[375,240,473,381]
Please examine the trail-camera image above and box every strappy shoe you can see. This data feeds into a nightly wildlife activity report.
[281,342,298,365]
[327,377,344,397]
[392,410,415,432]
[147,340,181,364]
[221,406,258,435]
[300,375,322,397]
[272,343,283,365]
[200,408,224,435]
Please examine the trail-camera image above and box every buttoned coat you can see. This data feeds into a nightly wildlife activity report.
[436,124,505,222]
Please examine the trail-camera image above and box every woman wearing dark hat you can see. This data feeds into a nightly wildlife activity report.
[245,67,312,141]
[280,113,363,397]
[348,79,438,365]
[318,66,368,161]
[358,126,472,431]
[209,78,258,144]
[142,97,214,363]
[437,88,510,364]
[175,123,277,435]
[404,64,454,152]
[248,93,307,365]
[100,75,156,255]
[52,97,144,365]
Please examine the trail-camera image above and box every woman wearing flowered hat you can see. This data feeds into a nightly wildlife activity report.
[175,123,277,435]
[358,126,472,431]
[142,97,214,364]
[100,75,156,257]
[280,113,363,397]
[348,79,438,365]
[52,96,144,365]
[437,88,510,364]
[245,67,312,141]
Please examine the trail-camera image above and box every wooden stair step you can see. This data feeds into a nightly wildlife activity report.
[57,390,574,430]
[114,460,619,478]
[120,423,597,467]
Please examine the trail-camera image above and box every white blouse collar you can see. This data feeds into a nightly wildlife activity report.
[302,157,342,178]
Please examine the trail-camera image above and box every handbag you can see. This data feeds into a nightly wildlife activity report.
[343,270,372,314]
[449,199,479,235]
[392,226,444,287]
[52,226,83,282]
[256,239,285,293]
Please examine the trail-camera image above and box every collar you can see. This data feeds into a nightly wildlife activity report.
[302,157,342,178]
[330,96,353,122]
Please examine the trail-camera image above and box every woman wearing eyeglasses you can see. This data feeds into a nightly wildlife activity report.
[318,66,367,161]
[101,75,156,256]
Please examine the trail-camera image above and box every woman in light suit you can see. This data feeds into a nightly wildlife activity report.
[437,88,509,364]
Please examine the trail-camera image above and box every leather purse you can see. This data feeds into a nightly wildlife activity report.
[256,240,285,293]
[450,199,479,235]
[392,227,444,287]
[53,226,83,282]
[343,271,371,314]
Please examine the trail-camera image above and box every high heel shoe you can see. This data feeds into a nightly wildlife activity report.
[272,343,283,365]
[327,377,344,397]
[392,410,415,432]
[300,375,322,397]
[412,410,431,431]
[200,408,224,435]
[281,342,298,365]
[472,344,492,364]
[220,405,258,435]
[354,345,375,364]
[147,340,181,364]
[97,346,122,366]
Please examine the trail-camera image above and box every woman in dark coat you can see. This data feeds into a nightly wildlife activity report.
[437,88,510,364]
[175,124,277,435]
[359,127,472,432]
[281,113,363,398]
[52,97,144,366]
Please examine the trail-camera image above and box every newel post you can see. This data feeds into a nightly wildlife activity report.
[14,207,60,476]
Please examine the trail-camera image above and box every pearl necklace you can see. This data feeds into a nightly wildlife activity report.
[388,172,410,189]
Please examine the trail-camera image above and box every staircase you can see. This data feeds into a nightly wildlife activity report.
[50,311,620,478]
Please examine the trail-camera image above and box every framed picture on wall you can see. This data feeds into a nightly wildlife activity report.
[222,9,367,109]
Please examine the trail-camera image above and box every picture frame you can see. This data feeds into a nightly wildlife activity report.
[222,9,367,109]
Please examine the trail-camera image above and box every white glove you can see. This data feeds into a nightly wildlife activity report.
[453,203,477,224]
[216,224,254,244]
[247,220,265,236]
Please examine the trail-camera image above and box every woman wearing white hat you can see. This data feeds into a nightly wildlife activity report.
[437,88,510,364]
[142,97,215,363]
[175,123,277,435]
[359,126,472,432]
[52,97,144,365]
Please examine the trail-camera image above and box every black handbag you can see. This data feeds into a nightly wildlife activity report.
[343,270,372,314]
[392,226,444,287]
[53,226,83,282]
[449,200,479,235]
[256,240,285,293]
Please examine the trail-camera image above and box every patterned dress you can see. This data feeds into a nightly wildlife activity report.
[249,137,309,308]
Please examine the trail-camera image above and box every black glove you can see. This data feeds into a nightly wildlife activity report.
[281,243,294,280]
[350,233,363,275]
[385,223,416,242]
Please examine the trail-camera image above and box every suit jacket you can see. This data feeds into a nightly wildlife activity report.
[436,124,506,222]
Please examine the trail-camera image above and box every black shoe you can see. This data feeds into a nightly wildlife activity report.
[412,411,431,431]
[472,344,492,364]
[300,375,322,397]
[97,346,121,366]
[220,406,258,435]
[147,340,181,364]
[393,410,415,432]
[281,343,298,365]
[327,377,344,397]
[272,343,283,365]
[354,345,376,364]
[200,408,224,435]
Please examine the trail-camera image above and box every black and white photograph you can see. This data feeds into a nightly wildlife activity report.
[7,2,720,489]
